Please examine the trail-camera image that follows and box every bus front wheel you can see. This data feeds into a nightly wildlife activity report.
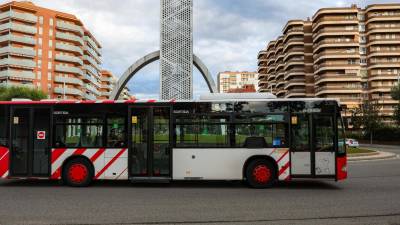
[246,159,277,188]
[62,158,94,187]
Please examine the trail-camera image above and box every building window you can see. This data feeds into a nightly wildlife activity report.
[48,62,52,70]
[49,18,54,26]
[49,29,53,37]
[49,40,53,48]
[48,72,52,80]
[48,51,52,59]
[39,27,43,35]
[39,16,43,25]
[38,38,42,45]
[38,49,42,56]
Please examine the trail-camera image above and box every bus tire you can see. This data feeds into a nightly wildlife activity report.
[246,159,276,189]
[62,158,93,187]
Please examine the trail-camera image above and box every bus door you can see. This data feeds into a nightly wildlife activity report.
[312,114,336,177]
[9,107,52,177]
[290,113,336,177]
[128,106,172,180]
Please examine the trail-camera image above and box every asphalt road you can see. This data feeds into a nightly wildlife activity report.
[0,146,400,225]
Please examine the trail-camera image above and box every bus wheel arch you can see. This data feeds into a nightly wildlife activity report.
[243,155,278,188]
[61,156,94,187]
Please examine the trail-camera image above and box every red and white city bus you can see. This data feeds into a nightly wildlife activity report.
[0,94,347,188]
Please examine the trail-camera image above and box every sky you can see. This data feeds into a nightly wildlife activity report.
[8,0,398,99]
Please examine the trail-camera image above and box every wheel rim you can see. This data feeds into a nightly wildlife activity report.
[68,164,88,184]
[252,165,271,184]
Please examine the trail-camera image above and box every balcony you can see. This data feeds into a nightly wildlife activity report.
[84,36,102,55]
[258,50,267,59]
[284,70,305,80]
[56,20,84,35]
[55,65,83,76]
[55,43,83,55]
[315,86,363,95]
[286,89,307,98]
[314,63,360,74]
[369,73,399,81]
[84,45,102,63]
[56,32,84,46]
[54,75,83,86]
[0,46,35,57]
[101,83,114,89]
[83,55,101,71]
[54,87,83,96]
[313,16,358,31]
[366,12,400,23]
[0,34,35,45]
[369,85,397,93]
[0,58,35,68]
[0,69,35,80]
[367,38,400,46]
[368,49,400,58]
[284,79,306,89]
[313,27,358,40]
[283,50,304,61]
[314,51,359,63]
[0,10,37,23]
[83,74,101,88]
[284,38,304,48]
[55,54,83,65]
[0,22,37,34]
[257,66,267,73]
[83,92,97,100]
[367,24,400,35]
[101,91,112,96]
[84,84,101,96]
[315,74,362,85]
[84,64,99,77]
[284,59,304,70]
[313,40,358,53]
[368,61,400,69]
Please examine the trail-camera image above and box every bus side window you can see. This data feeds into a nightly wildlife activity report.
[106,117,126,148]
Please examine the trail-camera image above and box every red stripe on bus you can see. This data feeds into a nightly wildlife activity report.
[101,100,115,104]
[51,148,67,163]
[147,100,156,103]
[90,148,106,162]
[277,150,289,163]
[95,148,126,179]
[51,148,86,179]
[0,148,9,177]
[73,148,86,156]
[279,161,290,176]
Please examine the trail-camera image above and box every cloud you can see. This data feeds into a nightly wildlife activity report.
[27,0,397,99]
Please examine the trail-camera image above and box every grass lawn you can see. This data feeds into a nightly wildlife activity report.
[347,147,376,155]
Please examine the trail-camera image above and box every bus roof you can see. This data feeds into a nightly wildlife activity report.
[0,98,341,106]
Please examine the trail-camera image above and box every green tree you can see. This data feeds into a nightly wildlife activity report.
[0,86,47,101]
[392,83,400,126]
[350,100,382,144]
[391,83,400,101]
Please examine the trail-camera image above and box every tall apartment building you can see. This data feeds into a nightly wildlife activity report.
[99,70,132,100]
[0,1,106,100]
[258,3,400,120]
[218,71,258,93]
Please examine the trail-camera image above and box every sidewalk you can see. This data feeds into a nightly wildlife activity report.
[348,151,398,162]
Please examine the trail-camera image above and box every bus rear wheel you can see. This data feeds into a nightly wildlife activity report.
[63,158,93,187]
[246,159,276,188]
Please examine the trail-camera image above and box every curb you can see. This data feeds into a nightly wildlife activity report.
[348,151,398,162]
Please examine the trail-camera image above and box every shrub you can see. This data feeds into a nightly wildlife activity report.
[0,86,47,101]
